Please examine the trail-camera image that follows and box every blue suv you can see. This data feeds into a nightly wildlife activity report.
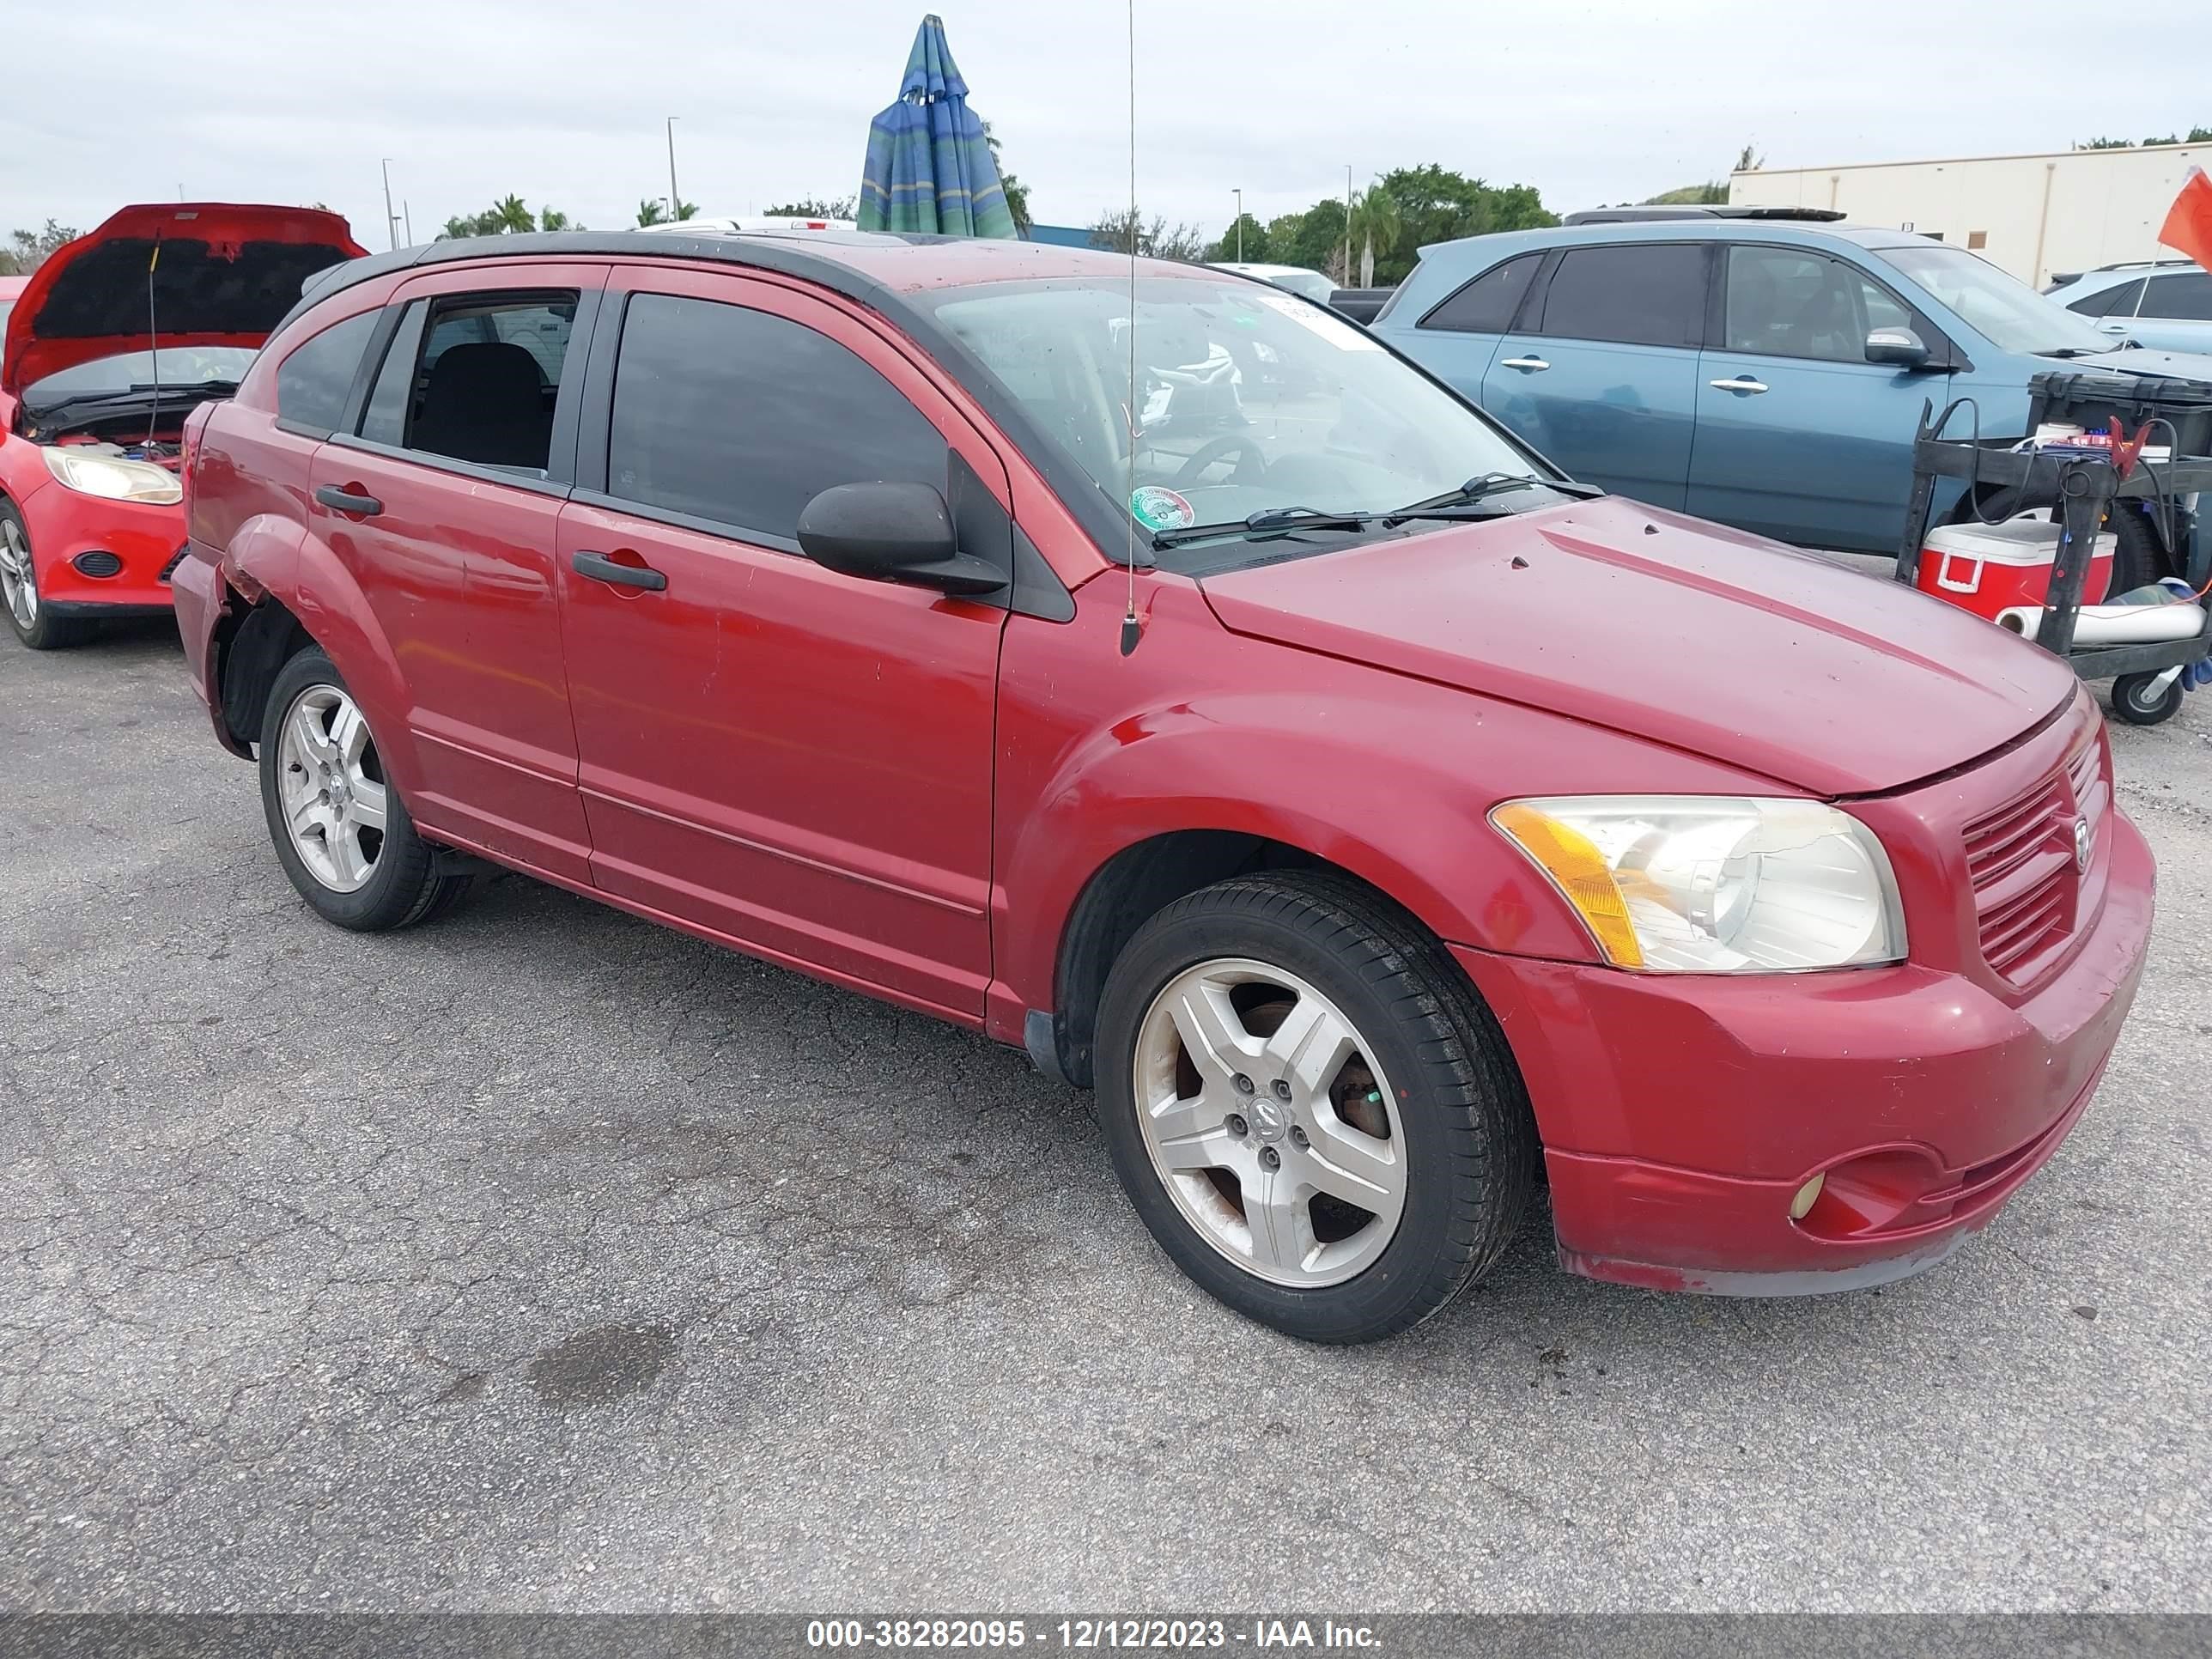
[1374,215,2212,586]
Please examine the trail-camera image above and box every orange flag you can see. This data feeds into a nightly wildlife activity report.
[2158,167,2212,272]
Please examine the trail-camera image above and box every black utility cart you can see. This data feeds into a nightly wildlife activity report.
[1895,372,2212,727]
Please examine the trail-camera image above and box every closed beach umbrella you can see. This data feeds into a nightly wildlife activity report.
[857,15,1018,237]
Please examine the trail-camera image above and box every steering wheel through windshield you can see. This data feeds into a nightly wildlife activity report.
[1171,434,1271,489]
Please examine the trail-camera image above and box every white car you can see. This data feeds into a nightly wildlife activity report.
[1208,262,1336,303]
[635,216,860,236]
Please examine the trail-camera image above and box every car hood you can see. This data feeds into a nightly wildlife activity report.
[2066,344,2212,379]
[1197,496,2078,797]
[2,203,366,397]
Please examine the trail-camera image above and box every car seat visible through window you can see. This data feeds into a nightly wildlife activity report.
[410,341,553,470]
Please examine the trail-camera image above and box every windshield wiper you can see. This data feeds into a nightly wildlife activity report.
[1152,505,1379,547]
[30,381,236,416]
[1388,471,1600,518]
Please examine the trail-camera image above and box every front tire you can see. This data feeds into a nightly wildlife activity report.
[1093,871,1536,1344]
[258,646,472,931]
[0,501,92,650]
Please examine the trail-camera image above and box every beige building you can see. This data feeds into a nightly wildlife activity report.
[1730,141,2208,288]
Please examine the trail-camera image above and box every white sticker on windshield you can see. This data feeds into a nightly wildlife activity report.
[1249,289,1382,350]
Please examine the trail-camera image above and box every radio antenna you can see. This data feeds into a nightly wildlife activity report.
[1117,0,1142,657]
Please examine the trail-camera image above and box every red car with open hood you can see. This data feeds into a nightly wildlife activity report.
[0,203,362,648]
[173,231,2154,1341]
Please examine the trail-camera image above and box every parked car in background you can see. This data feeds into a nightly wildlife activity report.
[2045,259,2212,355]
[0,204,363,648]
[1328,287,1395,325]
[175,229,2150,1342]
[1206,262,1336,304]
[1373,213,2212,588]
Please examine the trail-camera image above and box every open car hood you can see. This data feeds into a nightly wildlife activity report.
[1198,496,2079,798]
[2,203,366,397]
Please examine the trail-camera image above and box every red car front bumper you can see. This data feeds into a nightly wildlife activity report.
[1455,805,2154,1295]
[16,475,184,615]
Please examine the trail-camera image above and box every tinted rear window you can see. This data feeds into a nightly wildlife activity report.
[2143,271,2212,322]
[1420,254,1540,334]
[1535,244,1707,349]
[276,310,378,434]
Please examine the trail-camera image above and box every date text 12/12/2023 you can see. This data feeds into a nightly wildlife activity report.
[805,1619,1382,1650]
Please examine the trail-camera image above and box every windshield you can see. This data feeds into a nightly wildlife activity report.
[1875,244,2114,357]
[927,274,1547,556]
[1265,270,1336,303]
[25,346,258,407]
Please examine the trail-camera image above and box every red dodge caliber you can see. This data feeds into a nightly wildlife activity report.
[174,231,2154,1342]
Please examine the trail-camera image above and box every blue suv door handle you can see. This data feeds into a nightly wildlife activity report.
[1710,376,1769,395]
[1501,356,1551,373]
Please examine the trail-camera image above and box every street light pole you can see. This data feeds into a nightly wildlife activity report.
[666,116,682,222]
[381,158,399,251]
[1234,188,1243,261]
[1343,163,1352,287]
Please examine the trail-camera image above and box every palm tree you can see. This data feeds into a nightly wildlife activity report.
[1347,185,1401,289]
[492,195,535,234]
[537,207,571,232]
[637,198,669,227]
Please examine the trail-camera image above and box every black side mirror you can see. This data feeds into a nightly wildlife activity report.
[795,481,1005,596]
[1866,326,1934,370]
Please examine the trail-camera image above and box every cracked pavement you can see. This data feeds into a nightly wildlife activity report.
[2,623,2209,1612]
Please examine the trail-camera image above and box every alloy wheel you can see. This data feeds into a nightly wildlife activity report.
[0,518,36,629]
[1133,957,1407,1287]
[275,684,389,893]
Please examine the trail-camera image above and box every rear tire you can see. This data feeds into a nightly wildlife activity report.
[0,501,93,650]
[258,646,473,931]
[1092,870,1536,1344]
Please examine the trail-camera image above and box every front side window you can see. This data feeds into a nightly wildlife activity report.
[2142,271,2212,322]
[1421,253,1540,334]
[605,292,948,540]
[926,271,1554,566]
[368,290,576,471]
[1534,244,1706,349]
[275,310,379,434]
[1876,243,2112,357]
[1722,246,1907,363]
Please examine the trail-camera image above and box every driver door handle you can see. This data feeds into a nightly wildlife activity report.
[572,550,667,592]
[313,483,383,516]
[1709,376,1769,395]
[1500,356,1550,373]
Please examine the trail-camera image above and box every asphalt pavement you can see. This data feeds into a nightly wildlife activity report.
[2,620,2208,1612]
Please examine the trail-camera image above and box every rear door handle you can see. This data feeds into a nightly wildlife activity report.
[572,550,667,592]
[1500,356,1550,373]
[313,483,383,515]
[1709,377,1769,395]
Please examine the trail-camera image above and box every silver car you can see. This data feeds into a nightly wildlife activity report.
[2045,260,2212,355]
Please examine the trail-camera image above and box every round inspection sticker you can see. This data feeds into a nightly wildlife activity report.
[1130,485,1195,532]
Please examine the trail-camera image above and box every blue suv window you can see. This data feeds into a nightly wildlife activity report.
[1723,246,1905,363]
[1420,253,1541,333]
[1533,244,1705,349]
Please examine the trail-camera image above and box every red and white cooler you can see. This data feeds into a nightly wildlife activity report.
[1917,518,2115,621]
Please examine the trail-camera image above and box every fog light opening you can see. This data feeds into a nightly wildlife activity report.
[1789,1173,1826,1222]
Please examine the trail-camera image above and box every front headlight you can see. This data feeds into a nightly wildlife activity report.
[41,446,183,506]
[1492,796,1905,973]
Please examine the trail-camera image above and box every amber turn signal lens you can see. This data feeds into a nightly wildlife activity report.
[1490,802,1645,969]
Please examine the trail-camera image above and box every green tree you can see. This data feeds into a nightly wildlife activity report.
[981,123,1031,236]
[635,198,700,227]
[439,200,576,239]
[1266,198,1350,282]
[1347,184,1401,288]
[1206,213,1270,264]
[0,219,77,275]
[1347,167,1556,286]
[1089,209,1206,260]
[764,198,859,219]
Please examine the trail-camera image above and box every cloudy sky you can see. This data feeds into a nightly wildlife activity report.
[5,0,2209,249]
